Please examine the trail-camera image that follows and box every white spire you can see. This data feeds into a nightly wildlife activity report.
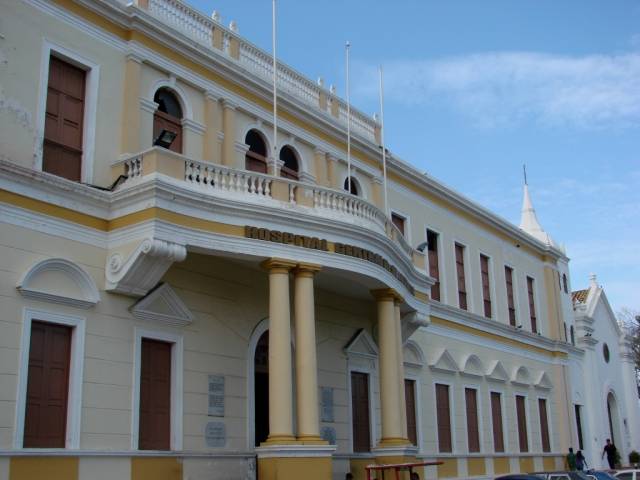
[519,179,557,247]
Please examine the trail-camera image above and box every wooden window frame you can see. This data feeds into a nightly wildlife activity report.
[132,328,183,451]
[454,242,468,311]
[404,378,418,447]
[479,253,492,318]
[464,386,481,453]
[515,394,530,453]
[15,308,86,449]
[426,228,442,302]
[391,211,409,240]
[489,390,506,453]
[36,40,99,183]
[526,276,538,333]
[538,397,551,453]
[434,381,454,453]
[504,265,517,327]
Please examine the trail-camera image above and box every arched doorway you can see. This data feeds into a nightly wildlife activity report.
[607,392,622,447]
[254,330,269,447]
[153,88,183,153]
[279,145,299,180]
[245,129,268,174]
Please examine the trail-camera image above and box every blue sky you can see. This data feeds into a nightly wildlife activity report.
[189,0,640,313]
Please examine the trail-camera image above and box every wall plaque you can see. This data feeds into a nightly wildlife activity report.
[205,421,226,447]
[208,375,225,417]
[320,387,334,422]
[320,426,336,445]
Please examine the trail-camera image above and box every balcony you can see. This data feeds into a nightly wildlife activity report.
[111,148,422,267]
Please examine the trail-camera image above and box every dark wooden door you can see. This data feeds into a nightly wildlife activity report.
[491,392,505,452]
[254,331,269,447]
[153,110,183,154]
[43,56,85,181]
[465,388,480,452]
[24,321,72,448]
[405,379,417,445]
[436,383,452,452]
[516,395,528,452]
[139,339,172,450]
[539,398,550,452]
[245,151,268,174]
[351,372,371,452]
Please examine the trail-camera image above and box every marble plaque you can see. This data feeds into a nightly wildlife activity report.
[208,375,225,416]
[205,421,226,447]
[320,426,336,445]
[320,387,334,422]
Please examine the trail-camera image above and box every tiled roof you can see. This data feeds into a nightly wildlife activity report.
[572,289,589,304]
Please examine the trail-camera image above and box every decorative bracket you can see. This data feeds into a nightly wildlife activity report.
[401,309,430,342]
[106,238,187,297]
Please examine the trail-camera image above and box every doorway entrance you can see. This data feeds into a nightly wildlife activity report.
[254,331,269,447]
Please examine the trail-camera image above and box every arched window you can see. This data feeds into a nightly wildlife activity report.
[153,88,183,153]
[245,129,268,174]
[279,146,299,180]
[343,176,359,196]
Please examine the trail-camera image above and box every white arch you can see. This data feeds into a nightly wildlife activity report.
[148,78,192,120]
[512,365,531,386]
[17,258,100,308]
[403,339,425,368]
[278,143,309,178]
[461,354,485,378]
[342,174,369,200]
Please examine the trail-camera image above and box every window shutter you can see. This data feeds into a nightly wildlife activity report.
[465,388,480,452]
[505,267,516,326]
[539,398,551,452]
[139,339,172,450]
[436,384,452,452]
[527,277,537,333]
[351,372,371,452]
[405,379,417,446]
[480,255,491,318]
[491,392,504,452]
[427,230,440,301]
[455,244,467,310]
[391,213,405,236]
[516,395,529,452]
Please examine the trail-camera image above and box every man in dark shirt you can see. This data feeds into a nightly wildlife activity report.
[602,438,617,469]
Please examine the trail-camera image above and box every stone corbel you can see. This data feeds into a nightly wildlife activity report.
[401,309,430,342]
[106,238,187,297]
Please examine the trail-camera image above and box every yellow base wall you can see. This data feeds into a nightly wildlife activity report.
[468,457,486,476]
[10,457,79,480]
[131,457,182,480]
[543,457,556,470]
[374,455,417,480]
[493,457,510,475]
[437,458,458,478]
[258,456,332,480]
[519,457,535,474]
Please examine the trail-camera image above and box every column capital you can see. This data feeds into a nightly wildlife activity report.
[221,98,238,110]
[371,288,403,303]
[261,258,297,273]
[204,90,221,102]
[294,263,322,277]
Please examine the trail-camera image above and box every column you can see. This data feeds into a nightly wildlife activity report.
[371,289,407,446]
[203,91,222,163]
[262,258,297,443]
[121,54,142,155]
[326,154,338,189]
[221,99,237,168]
[394,300,409,440]
[294,263,322,442]
[314,148,328,186]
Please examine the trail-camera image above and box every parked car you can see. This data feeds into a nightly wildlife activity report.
[586,470,618,480]
[615,470,640,480]
[496,476,544,480]
[530,471,592,480]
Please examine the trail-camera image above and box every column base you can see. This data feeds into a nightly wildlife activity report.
[376,437,413,448]
[372,445,419,480]
[262,434,298,445]
[256,444,336,480]
[296,434,329,445]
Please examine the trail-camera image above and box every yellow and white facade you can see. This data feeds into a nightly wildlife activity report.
[0,1,637,479]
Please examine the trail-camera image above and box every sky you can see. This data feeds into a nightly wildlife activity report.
[188,0,640,314]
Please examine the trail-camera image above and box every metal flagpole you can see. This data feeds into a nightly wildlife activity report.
[379,65,388,216]
[345,41,351,193]
[272,0,277,168]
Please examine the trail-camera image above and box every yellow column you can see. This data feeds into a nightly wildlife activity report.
[263,258,297,444]
[313,148,328,186]
[394,300,408,440]
[371,289,408,446]
[221,99,237,168]
[203,91,222,163]
[121,54,142,155]
[294,263,323,442]
[326,154,338,188]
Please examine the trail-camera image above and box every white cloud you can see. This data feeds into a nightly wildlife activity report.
[355,51,640,129]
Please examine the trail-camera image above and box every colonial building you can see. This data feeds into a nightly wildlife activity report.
[0,1,637,480]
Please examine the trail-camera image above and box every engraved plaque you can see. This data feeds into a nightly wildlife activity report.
[321,387,334,422]
[320,426,336,445]
[205,421,226,447]
[208,375,225,417]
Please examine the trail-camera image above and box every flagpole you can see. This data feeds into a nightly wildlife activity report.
[378,65,388,216]
[345,41,351,193]
[272,0,277,167]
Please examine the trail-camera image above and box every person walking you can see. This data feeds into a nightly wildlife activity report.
[602,439,617,469]
[576,450,587,471]
[567,447,577,471]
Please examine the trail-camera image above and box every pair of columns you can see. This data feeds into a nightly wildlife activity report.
[263,258,323,443]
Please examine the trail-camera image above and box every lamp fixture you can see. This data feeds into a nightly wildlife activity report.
[153,129,177,149]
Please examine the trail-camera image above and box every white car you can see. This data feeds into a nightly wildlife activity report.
[615,470,640,480]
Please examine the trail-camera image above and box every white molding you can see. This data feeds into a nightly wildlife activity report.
[147,78,193,120]
[512,365,532,387]
[534,371,553,391]
[429,348,460,374]
[403,340,425,369]
[36,39,100,184]
[255,445,335,458]
[14,308,86,449]
[17,258,100,308]
[130,283,194,327]
[486,360,510,383]
[460,354,485,379]
[181,118,206,135]
[344,329,379,359]
[131,327,184,451]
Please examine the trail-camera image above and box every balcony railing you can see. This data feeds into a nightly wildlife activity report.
[129,0,379,143]
[115,149,416,260]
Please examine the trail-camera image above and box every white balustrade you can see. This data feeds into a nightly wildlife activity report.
[123,155,143,180]
[185,160,272,199]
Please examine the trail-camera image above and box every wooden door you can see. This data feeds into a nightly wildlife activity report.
[23,321,72,448]
[351,372,371,452]
[405,379,418,445]
[465,388,480,452]
[491,392,505,452]
[139,339,172,450]
[43,56,85,181]
[254,331,269,447]
[516,395,528,452]
[436,383,452,452]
